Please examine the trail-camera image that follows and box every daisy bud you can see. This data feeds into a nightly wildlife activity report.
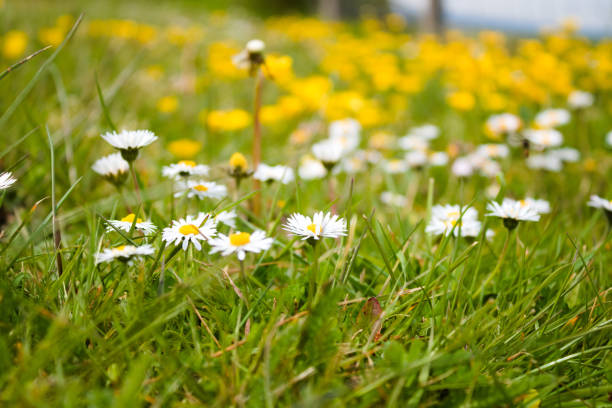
[228,152,251,179]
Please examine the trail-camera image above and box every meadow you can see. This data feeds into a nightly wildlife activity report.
[0,1,611,406]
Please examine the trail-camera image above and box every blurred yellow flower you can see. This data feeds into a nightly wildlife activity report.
[157,96,178,114]
[167,139,202,159]
[229,152,248,172]
[288,76,332,111]
[3,30,28,59]
[207,109,251,132]
[38,26,65,47]
[447,91,475,111]
[145,65,164,80]
[265,54,293,84]
[207,42,245,79]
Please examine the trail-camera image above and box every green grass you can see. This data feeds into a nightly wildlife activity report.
[0,1,611,407]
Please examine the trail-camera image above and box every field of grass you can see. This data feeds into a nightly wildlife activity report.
[0,1,611,406]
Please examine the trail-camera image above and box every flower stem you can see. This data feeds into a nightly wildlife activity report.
[308,242,320,309]
[129,162,143,208]
[240,260,251,307]
[252,70,263,216]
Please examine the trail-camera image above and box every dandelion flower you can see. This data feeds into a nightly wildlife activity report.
[162,160,209,180]
[283,211,347,241]
[92,153,129,186]
[0,171,17,190]
[228,152,252,180]
[175,180,227,200]
[486,199,540,230]
[106,213,157,235]
[162,213,217,251]
[101,129,158,162]
[209,230,273,261]
[232,39,265,75]
[96,244,155,264]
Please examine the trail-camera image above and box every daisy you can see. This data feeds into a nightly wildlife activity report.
[209,230,273,261]
[405,150,428,168]
[451,157,474,177]
[162,160,210,180]
[312,139,345,169]
[475,144,510,159]
[329,118,361,153]
[398,134,429,151]
[253,163,295,184]
[380,191,407,207]
[91,153,129,186]
[486,199,540,230]
[162,213,217,251]
[567,90,594,109]
[106,213,157,235]
[101,129,158,162]
[504,198,551,215]
[339,154,366,174]
[428,151,449,166]
[535,109,570,129]
[410,124,439,140]
[382,158,409,174]
[213,210,237,229]
[486,113,522,136]
[549,147,580,162]
[606,130,612,148]
[283,211,347,241]
[298,156,327,180]
[426,212,481,237]
[0,171,17,190]
[523,129,563,150]
[526,153,563,172]
[96,244,155,264]
[175,180,227,200]
[587,195,612,222]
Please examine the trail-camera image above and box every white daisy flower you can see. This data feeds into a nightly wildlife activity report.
[329,118,361,153]
[535,109,570,129]
[382,158,409,174]
[428,151,449,166]
[213,210,237,229]
[587,195,612,213]
[106,213,157,235]
[451,157,474,177]
[398,134,429,151]
[283,211,347,241]
[486,113,522,136]
[478,157,502,178]
[298,156,327,180]
[523,129,563,150]
[96,244,155,264]
[526,153,563,172]
[405,150,428,168]
[0,171,17,190]
[175,180,227,200]
[549,147,580,162]
[567,90,594,109]
[253,163,295,184]
[606,130,612,148]
[162,160,210,180]
[339,154,366,174]
[410,124,439,140]
[475,144,510,159]
[486,199,540,230]
[101,129,158,161]
[312,139,345,168]
[427,204,480,237]
[209,230,273,261]
[162,213,217,251]
[504,198,551,215]
[92,153,129,185]
[380,191,407,207]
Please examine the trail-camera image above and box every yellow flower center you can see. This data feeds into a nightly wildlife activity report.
[447,211,460,218]
[121,214,143,224]
[277,200,286,209]
[193,184,208,192]
[519,200,527,207]
[229,232,251,246]
[178,160,196,167]
[307,223,318,234]
[229,152,248,171]
[114,245,126,252]
[179,224,199,235]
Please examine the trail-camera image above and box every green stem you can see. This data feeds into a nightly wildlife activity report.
[240,260,251,308]
[129,162,143,208]
[473,227,513,299]
[308,242,320,309]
